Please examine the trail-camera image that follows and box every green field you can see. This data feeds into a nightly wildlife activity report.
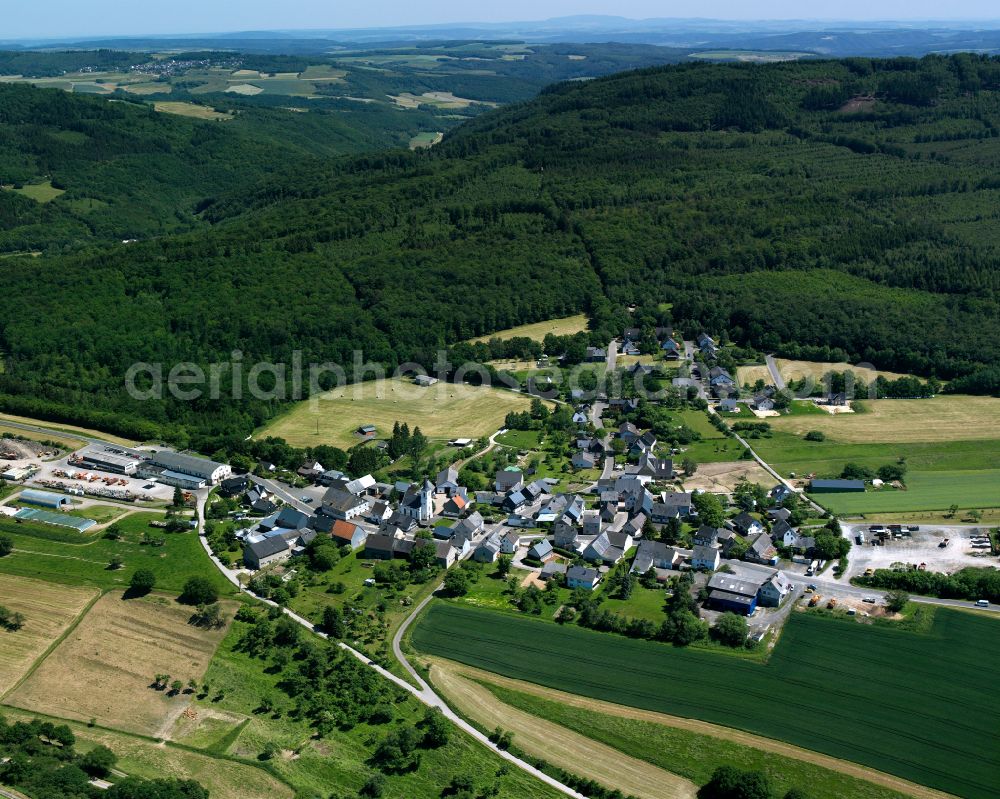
[0,512,232,595]
[478,681,913,799]
[412,603,1000,799]
[811,469,1000,514]
[261,377,535,448]
[2,180,65,203]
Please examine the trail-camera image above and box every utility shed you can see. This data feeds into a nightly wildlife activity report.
[809,479,865,493]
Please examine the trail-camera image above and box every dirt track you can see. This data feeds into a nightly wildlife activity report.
[428,657,698,799]
[427,658,956,799]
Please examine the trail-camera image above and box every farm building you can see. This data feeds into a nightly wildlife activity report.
[706,573,760,615]
[243,536,292,570]
[19,489,72,509]
[14,506,96,532]
[809,479,866,493]
[413,375,439,387]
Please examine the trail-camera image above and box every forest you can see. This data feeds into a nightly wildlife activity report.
[2,54,1000,446]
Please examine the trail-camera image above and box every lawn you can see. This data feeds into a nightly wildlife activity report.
[467,314,588,343]
[0,512,233,595]
[0,574,98,695]
[260,377,534,448]
[462,671,922,799]
[192,619,565,799]
[495,428,543,449]
[598,584,667,623]
[5,591,235,735]
[0,708,291,799]
[153,101,233,120]
[408,131,444,149]
[411,604,1000,799]
[811,470,1000,514]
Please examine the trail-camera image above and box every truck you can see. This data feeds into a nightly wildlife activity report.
[855,531,866,545]
[805,559,819,576]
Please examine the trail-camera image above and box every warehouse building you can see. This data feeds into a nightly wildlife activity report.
[19,489,73,509]
[809,479,865,493]
[141,451,231,485]
[76,446,142,475]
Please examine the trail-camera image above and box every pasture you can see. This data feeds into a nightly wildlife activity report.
[260,377,534,448]
[0,512,232,594]
[467,313,588,343]
[769,396,1000,444]
[812,470,1000,514]
[428,660,934,799]
[6,592,234,736]
[153,101,233,121]
[0,574,97,695]
[412,603,1000,799]
[409,131,444,149]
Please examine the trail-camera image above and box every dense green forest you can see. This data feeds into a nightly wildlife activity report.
[2,54,1000,446]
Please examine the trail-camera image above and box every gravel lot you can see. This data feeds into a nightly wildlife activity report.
[842,523,997,577]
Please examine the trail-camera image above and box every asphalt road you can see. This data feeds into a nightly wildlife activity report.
[765,354,787,390]
[605,339,618,373]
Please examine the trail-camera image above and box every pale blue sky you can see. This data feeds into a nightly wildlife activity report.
[5,1,1000,39]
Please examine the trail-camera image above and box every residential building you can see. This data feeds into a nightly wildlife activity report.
[243,537,292,570]
[566,565,601,591]
[691,544,721,570]
[474,532,503,563]
[321,487,370,521]
[330,520,367,549]
[500,531,521,555]
[527,539,553,561]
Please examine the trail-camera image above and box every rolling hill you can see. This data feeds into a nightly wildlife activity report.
[2,54,1000,447]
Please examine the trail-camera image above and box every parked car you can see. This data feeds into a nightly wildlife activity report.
[862,596,876,603]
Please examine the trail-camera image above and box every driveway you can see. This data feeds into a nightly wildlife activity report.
[605,340,618,373]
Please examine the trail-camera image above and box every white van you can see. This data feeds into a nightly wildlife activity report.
[976,599,990,608]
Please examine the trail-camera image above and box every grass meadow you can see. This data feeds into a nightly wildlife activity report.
[412,603,1000,799]
[0,512,233,595]
[467,314,588,343]
[260,377,534,448]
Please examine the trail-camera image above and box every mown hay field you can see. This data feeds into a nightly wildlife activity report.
[6,592,234,736]
[0,574,98,695]
[261,377,534,448]
[769,396,1000,444]
[467,314,588,343]
[412,603,1000,799]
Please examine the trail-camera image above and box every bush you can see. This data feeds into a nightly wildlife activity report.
[804,430,825,442]
[180,576,219,605]
[710,612,749,648]
[129,568,156,595]
[0,534,14,557]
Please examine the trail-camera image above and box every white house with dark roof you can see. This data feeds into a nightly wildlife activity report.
[566,565,601,590]
[320,487,370,521]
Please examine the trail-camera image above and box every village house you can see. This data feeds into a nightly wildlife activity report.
[320,487,370,521]
[330,519,367,549]
[566,565,602,591]
[745,532,779,565]
[583,530,633,565]
[474,532,503,563]
[500,531,521,555]
[730,512,766,537]
[552,519,579,549]
[630,539,683,577]
[691,543,721,570]
[527,539,553,561]
[495,469,524,494]
[651,491,693,522]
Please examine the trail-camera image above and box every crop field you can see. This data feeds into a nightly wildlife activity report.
[0,707,291,799]
[812,470,1000,514]
[426,659,939,799]
[735,363,773,386]
[0,574,97,695]
[0,512,232,594]
[6,592,234,736]
[412,603,1000,799]
[769,396,1000,444]
[153,101,233,120]
[261,377,534,448]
